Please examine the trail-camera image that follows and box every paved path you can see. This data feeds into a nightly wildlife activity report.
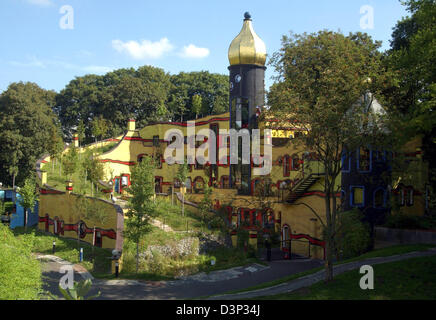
[208,247,436,300]
[39,254,323,300]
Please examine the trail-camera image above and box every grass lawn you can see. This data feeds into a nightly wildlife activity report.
[13,227,112,274]
[258,255,436,300]
[213,244,436,296]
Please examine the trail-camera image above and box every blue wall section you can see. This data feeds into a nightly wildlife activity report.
[2,190,39,229]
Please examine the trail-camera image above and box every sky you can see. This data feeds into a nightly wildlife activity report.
[0,0,409,94]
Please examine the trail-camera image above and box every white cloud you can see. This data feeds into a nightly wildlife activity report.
[26,0,53,7]
[82,65,113,74]
[9,56,46,68]
[179,44,210,59]
[9,57,112,75]
[112,38,174,60]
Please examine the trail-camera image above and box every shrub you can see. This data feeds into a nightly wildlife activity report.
[334,209,372,260]
[0,224,42,299]
[384,213,436,230]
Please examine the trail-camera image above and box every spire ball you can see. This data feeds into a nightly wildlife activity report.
[244,12,251,20]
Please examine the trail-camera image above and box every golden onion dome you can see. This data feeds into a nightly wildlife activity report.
[228,12,266,66]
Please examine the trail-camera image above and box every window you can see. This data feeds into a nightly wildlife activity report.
[406,189,414,206]
[291,155,300,171]
[342,151,350,172]
[283,155,290,177]
[221,175,230,189]
[357,147,371,172]
[153,135,160,147]
[350,186,364,207]
[374,188,385,208]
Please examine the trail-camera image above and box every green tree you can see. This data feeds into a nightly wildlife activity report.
[48,126,64,171]
[268,30,387,282]
[0,82,58,187]
[90,115,110,143]
[76,119,86,147]
[168,71,229,121]
[124,157,157,273]
[62,146,79,180]
[176,161,189,216]
[386,0,436,197]
[198,185,213,229]
[192,94,202,119]
[81,151,105,196]
[18,177,38,232]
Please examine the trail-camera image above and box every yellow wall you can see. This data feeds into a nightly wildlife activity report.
[38,189,123,250]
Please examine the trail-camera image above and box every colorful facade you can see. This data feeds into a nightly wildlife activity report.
[34,13,430,259]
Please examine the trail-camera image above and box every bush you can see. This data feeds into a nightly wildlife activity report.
[334,210,372,260]
[384,213,436,230]
[0,224,42,299]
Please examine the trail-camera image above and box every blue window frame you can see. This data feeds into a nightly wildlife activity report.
[350,186,365,208]
[373,187,386,208]
[357,147,372,173]
[341,151,351,172]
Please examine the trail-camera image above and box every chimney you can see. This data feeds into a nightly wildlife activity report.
[66,181,73,194]
[128,119,136,131]
[73,133,79,148]
[41,171,47,185]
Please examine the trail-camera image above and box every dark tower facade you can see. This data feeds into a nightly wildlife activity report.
[228,12,267,194]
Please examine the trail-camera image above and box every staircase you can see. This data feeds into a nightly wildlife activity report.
[286,173,324,204]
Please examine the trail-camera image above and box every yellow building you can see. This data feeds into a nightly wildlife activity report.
[35,12,429,259]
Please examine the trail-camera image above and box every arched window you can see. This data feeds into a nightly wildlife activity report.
[221,175,230,189]
[373,188,385,208]
[282,225,290,248]
[193,177,205,193]
[291,155,300,171]
[283,155,290,177]
[406,188,414,206]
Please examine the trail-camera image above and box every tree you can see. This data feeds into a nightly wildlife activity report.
[0,82,58,187]
[198,185,213,229]
[90,115,110,143]
[124,157,157,273]
[176,161,189,216]
[62,146,79,180]
[18,177,38,232]
[268,30,387,281]
[81,151,105,196]
[48,126,64,171]
[386,0,436,198]
[76,119,86,147]
[192,94,202,119]
[168,71,229,121]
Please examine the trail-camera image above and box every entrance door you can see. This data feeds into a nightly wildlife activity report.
[155,177,162,193]
[282,225,290,258]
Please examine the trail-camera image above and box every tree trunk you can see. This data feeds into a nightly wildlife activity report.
[92,226,95,261]
[24,208,27,232]
[136,242,139,274]
[324,177,334,282]
[182,192,185,217]
[12,174,15,189]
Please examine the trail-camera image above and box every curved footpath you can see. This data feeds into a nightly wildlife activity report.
[38,247,436,300]
[208,247,436,300]
[39,255,322,300]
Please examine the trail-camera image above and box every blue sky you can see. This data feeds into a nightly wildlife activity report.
[0,0,408,94]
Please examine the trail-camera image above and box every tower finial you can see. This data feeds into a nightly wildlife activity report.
[244,12,251,20]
